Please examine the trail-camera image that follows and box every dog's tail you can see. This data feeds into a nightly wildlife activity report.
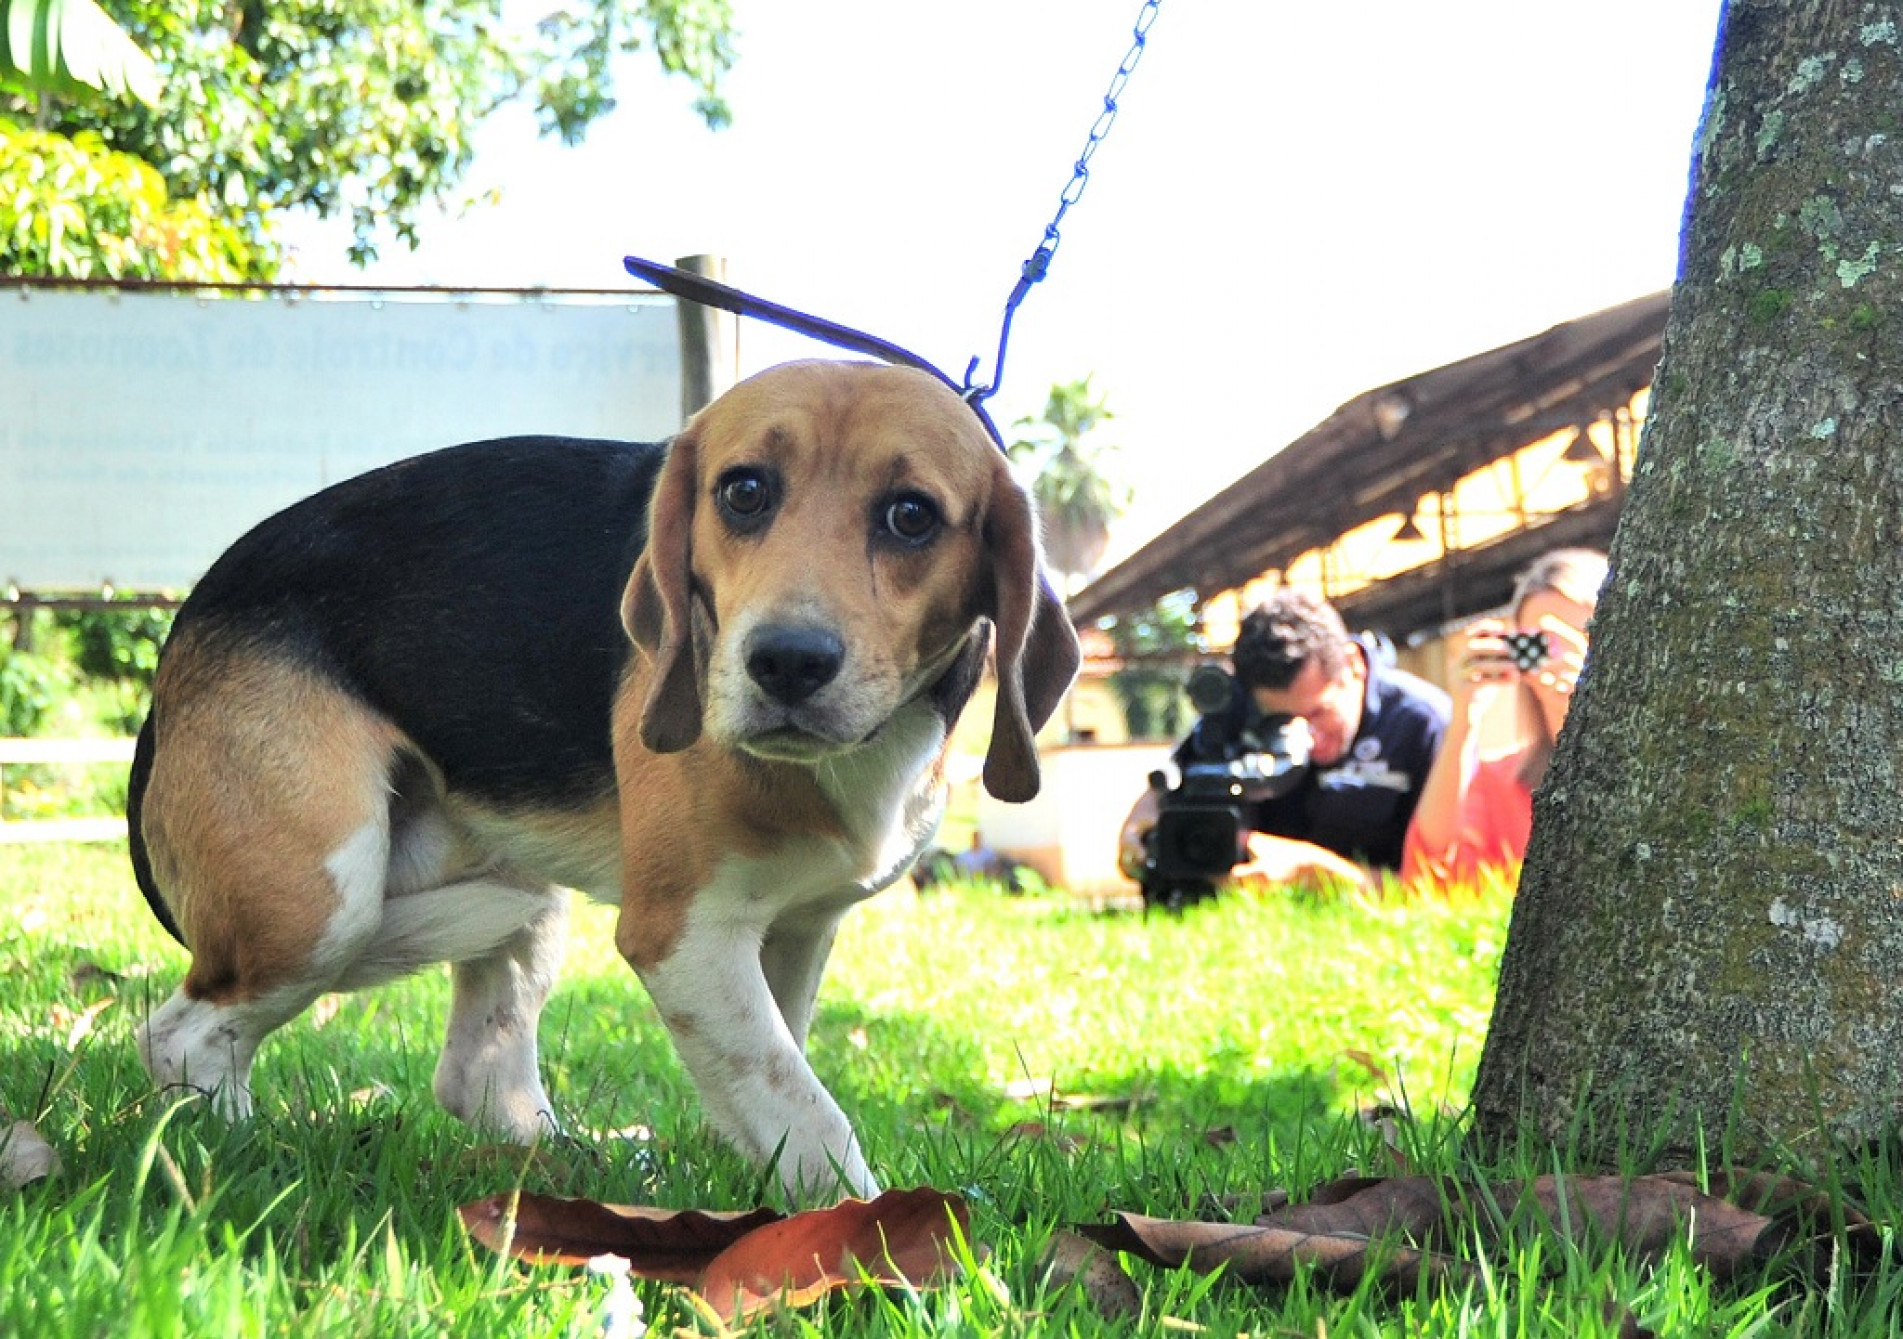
[126,713,187,946]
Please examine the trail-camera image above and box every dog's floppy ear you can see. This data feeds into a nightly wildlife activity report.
[622,431,704,752]
[982,466,1082,803]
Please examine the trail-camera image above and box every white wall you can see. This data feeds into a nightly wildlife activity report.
[1,286,680,591]
[979,742,1169,897]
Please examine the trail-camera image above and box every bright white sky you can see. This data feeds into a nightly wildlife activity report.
[282,0,1727,565]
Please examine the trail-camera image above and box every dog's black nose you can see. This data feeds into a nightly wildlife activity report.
[745,625,845,706]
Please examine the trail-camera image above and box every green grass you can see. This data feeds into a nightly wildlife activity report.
[0,842,1894,1336]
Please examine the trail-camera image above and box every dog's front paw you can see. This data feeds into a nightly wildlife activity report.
[432,1063,562,1144]
[769,1122,879,1202]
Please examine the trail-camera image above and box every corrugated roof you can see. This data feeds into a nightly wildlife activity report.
[1069,291,1671,637]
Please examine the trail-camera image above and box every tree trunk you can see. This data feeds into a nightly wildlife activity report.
[1472,2,1903,1165]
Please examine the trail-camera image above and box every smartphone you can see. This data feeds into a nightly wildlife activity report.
[1501,630,1551,672]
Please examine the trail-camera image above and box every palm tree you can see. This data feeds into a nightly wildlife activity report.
[1007,377,1130,590]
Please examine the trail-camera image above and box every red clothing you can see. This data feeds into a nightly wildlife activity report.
[1401,751,1533,889]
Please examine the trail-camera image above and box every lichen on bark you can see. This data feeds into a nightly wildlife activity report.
[1471,0,1903,1166]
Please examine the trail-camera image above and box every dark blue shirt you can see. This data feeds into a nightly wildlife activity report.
[1173,635,1450,871]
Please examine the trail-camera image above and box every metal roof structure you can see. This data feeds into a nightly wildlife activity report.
[1069,291,1672,641]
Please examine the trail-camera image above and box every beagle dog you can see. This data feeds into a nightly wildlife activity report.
[128,360,1079,1197]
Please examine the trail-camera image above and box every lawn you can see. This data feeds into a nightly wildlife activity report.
[0,841,1891,1336]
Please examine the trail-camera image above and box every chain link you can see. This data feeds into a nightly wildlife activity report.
[965,0,1161,407]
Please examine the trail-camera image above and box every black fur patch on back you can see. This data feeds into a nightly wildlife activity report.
[163,436,668,808]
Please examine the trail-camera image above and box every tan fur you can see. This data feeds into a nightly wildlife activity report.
[609,701,849,969]
[142,637,406,1002]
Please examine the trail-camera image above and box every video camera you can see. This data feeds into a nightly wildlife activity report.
[1139,662,1312,911]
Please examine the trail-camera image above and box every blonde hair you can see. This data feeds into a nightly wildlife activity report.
[1513,547,1608,791]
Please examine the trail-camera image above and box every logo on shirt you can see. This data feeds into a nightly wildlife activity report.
[1354,737,1383,762]
[1321,758,1413,793]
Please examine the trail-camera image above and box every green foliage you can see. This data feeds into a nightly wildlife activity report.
[0,603,161,805]
[1007,377,1132,581]
[53,602,170,687]
[1104,588,1202,739]
[0,644,58,733]
[0,0,159,104]
[8,0,735,265]
[0,120,266,278]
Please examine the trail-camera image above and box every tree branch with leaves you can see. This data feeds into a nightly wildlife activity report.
[2,0,736,275]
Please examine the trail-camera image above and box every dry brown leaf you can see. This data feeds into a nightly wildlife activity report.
[1668,1166,1879,1260]
[696,1186,970,1321]
[1050,1091,1139,1113]
[2,1120,59,1189]
[1040,1229,1142,1320]
[459,1191,781,1280]
[68,961,124,991]
[1338,1049,1390,1083]
[1079,1207,1477,1294]
[308,994,344,1030]
[61,997,113,1048]
[1504,1173,1880,1279]
[1505,1175,1759,1271]
[1075,1169,1880,1308]
[461,1186,973,1323]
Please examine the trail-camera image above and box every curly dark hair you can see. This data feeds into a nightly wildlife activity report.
[1230,590,1354,692]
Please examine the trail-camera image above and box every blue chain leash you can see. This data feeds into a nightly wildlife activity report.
[963,0,1160,412]
[624,0,1161,452]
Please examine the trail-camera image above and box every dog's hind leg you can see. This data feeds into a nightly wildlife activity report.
[429,887,570,1142]
[134,650,405,1120]
[138,810,396,1119]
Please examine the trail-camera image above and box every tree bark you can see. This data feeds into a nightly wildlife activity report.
[1472,1,1903,1165]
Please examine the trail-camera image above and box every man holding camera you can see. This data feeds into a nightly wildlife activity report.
[1119,589,1450,896]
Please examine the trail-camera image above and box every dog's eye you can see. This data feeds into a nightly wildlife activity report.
[716,469,775,528]
[882,493,941,546]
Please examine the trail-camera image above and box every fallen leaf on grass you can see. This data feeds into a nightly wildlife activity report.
[461,1192,780,1280]
[68,960,125,990]
[2,1120,59,1189]
[308,994,344,1030]
[1051,1090,1144,1114]
[1039,1229,1143,1320]
[1076,1170,1883,1305]
[462,1186,972,1322]
[1338,1049,1390,1083]
[46,997,113,1048]
[1081,1201,1477,1294]
[697,1186,972,1319]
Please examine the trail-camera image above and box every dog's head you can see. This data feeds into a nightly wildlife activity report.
[622,360,1079,802]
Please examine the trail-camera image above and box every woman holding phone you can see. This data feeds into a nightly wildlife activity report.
[1401,547,1608,889]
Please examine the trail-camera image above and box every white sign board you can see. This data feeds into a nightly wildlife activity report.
[0,286,680,591]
